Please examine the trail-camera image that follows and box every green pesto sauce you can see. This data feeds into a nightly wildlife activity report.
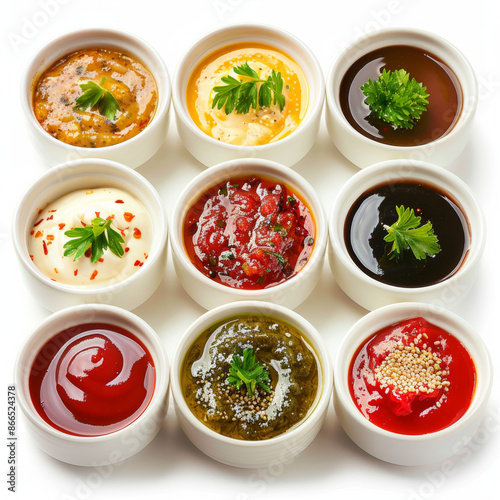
[181,314,319,440]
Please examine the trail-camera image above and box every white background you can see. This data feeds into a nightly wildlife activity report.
[1,1,499,499]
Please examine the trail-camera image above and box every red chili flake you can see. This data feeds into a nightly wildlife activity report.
[58,223,66,230]
[48,210,57,213]
[54,268,59,274]
[33,218,44,227]
[98,258,104,263]
[133,227,142,239]
[30,230,34,235]
[35,231,43,238]
[46,234,55,241]
[120,229,126,237]
[47,215,54,221]
[29,255,34,261]
[124,212,135,222]
[95,211,100,218]
[134,260,143,267]
[115,200,125,204]
[81,221,87,227]
[125,247,130,253]
[90,270,98,280]
[42,240,48,255]
[85,248,91,258]
[106,214,115,220]
[74,270,78,276]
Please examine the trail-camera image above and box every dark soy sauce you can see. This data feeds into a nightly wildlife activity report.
[344,181,470,288]
[339,45,462,146]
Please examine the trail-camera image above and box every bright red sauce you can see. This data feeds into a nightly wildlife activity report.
[183,176,315,289]
[29,323,155,437]
[348,317,476,435]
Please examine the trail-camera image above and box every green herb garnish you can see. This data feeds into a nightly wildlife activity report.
[227,348,271,398]
[360,69,429,130]
[73,77,121,121]
[63,217,124,263]
[212,62,286,115]
[383,205,441,260]
[263,249,286,266]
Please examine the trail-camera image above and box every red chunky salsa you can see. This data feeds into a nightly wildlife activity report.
[183,176,315,289]
[29,323,155,437]
[349,317,476,435]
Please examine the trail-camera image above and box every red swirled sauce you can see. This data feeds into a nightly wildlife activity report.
[349,317,476,435]
[183,176,315,289]
[29,323,155,436]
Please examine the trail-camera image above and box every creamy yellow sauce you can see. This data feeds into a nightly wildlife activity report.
[28,188,152,288]
[33,48,158,148]
[187,43,309,146]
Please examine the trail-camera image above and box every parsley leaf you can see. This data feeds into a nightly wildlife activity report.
[212,63,286,115]
[383,205,441,260]
[360,69,429,130]
[73,77,121,121]
[63,217,125,263]
[227,348,271,398]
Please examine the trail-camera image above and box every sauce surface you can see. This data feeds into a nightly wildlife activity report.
[181,314,319,440]
[183,176,315,289]
[33,48,158,148]
[28,187,152,287]
[349,317,476,435]
[29,323,155,436]
[187,43,308,145]
[344,181,469,287]
[339,45,462,146]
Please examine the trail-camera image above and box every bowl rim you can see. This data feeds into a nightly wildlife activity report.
[333,301,493,442]
[325,26,478,153]
[170,300,333,447]
[14,303,170,443]
[172,21,325,152]
[11,158,167,296]
[328,158,486,295]
[20,26,171,154]
[170,157,327,299]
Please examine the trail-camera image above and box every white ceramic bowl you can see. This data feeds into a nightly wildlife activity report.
[12,158,168,312]
[14,304,170,466]
[21,27,171,169]
[333,302,493,466]
[325,27,478,168]
[170,158,327,310]
[328,159,485,311]
[170,300,333,468]
[172,23,324,167]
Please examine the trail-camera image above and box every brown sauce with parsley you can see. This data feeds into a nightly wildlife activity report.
[181,314,319,440]
[339,45,462,146]
[344,181,470,287]
[32,48,158,148]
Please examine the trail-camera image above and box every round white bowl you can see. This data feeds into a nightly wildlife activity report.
[328,159,485,311]
[172,23,325,167]
[325,27,478,168]
[170,158,327,310]
[170,300,333,468]
[12,158,168,312]
[21,27,171,169]
[14,304,170,466]
[333,302,493,466]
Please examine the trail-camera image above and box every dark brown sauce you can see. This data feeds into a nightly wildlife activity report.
[339,45,462,146]
[344,181,470,287]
